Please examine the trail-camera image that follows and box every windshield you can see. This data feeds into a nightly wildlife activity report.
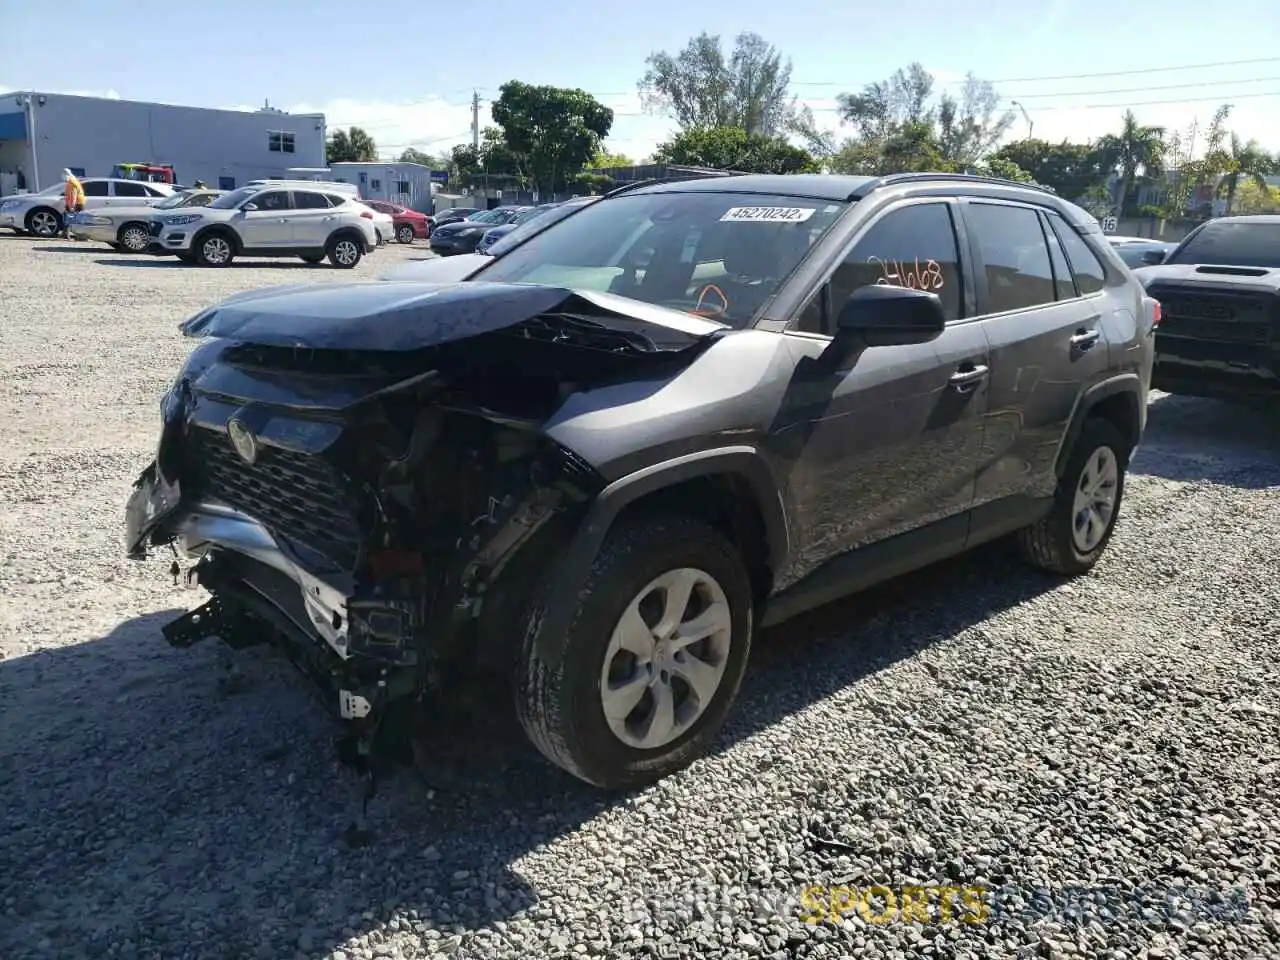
[511,204,556,225]
[208,187,258,210]
[473,191,848,327]
[1166,221,1280,269]
[469,209,507,224]
[155,192,194,210]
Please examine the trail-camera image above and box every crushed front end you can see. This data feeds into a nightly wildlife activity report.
[124,281,716,800]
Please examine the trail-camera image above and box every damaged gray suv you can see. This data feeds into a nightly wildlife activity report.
[126,173,1157,792]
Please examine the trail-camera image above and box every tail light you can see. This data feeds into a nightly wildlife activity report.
[360,210,373,220]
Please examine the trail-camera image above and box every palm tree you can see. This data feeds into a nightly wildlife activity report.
[1095,110,1166,216]
[1214,134,1274,215]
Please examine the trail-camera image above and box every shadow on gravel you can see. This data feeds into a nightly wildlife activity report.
[94,259,332,270]
[1130,393,1280,489]
[32,244,102,254]
[0,540,1058,958]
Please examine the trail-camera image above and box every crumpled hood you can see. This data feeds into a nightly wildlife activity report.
[179,280,727,352]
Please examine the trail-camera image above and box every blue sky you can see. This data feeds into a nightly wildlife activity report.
[4,0,1280,162]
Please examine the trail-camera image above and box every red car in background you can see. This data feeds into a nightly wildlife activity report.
[364,201,432,243]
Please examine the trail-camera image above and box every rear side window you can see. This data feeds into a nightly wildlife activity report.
[1039,212,1077,300]
[1047,213,1107,294]
[965,202,1055,314]
[83,181,109,197]
[294,191,330,209]
[113,181,148,197]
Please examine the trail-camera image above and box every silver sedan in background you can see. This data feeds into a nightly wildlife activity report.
[70,188,224,252]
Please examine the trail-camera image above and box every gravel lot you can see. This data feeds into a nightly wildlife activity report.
[1,232,1278,960]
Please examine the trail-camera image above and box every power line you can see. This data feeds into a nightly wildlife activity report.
[978,56,1280,84]
[1005,89,1280,112]
[1006,75,1280,100]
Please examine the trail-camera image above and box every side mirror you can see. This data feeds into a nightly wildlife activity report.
[1141,248,1166,265]
[241,202,258,212]
[835,284,947,348]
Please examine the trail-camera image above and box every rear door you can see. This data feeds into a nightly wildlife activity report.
[960,200,1113,511]
[290,190,339,246]
[108,180,150,208]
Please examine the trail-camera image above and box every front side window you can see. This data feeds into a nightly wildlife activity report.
[1165,221,1280,269]
[966,202,1056,314]
[251,191,291,211]
[819,202,963,331]
[474,191,847,328]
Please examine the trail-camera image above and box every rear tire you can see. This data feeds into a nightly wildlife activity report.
[116,222,151,253]
[1016,417,1129,575]
[326,234,362,269]
[396,224,415,244]
[194,231,235,267]
[514,514,753,790]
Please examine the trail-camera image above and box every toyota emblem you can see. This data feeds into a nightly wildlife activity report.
[227,418,258,464]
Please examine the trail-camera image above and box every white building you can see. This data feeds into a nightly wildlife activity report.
[326,162,439,212]
[0,91,326,195]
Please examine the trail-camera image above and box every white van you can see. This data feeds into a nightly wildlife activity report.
[245,179,362,198]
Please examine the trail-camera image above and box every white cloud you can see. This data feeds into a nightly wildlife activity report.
[0,84,121,100]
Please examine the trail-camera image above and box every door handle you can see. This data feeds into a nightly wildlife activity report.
[949,364,989,391]
[1070,328,1101,350]
[278,218,289,223]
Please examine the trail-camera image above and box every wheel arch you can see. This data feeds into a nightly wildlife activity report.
[1055,373,1144,478]
[532,446,790,667]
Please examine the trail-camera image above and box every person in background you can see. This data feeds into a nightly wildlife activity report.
[193,179,207,189]
[61,168,85,239]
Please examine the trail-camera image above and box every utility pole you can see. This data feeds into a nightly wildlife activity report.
[1010,100,1033,141]
[471,91,480,152]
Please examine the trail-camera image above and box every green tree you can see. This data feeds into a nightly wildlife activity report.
[834,63,1011,174]
[1094,111,1166,217]
[992,139,1110,200]
[652,126,818,174]
[1211,133,1274,215]
[450,127,526,187]
[397,148,435,165]
[588,149,635,169]
[1230,179,1280,215]
[975,155,1037,184]
[490,81,613,191]
[326,126,378,163]
[639,32,798,138]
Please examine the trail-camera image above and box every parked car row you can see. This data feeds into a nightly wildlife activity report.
[0,177,177,237]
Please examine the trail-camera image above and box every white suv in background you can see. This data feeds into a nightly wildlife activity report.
[150,183,379,268]
[0,178,175,237]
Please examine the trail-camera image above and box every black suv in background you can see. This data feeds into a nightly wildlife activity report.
[1134,214,1280,402]
[126,173,1157,792]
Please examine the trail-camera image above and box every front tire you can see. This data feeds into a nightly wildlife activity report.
[515,514,753,790]
[327,234,363,268]
[194,231,235,267]
[117,222,151,253]
[1016,417,1129,575]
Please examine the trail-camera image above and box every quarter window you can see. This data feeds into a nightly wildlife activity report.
[1047,213,1107,294]
[816,202,963,332]
[965,203,1056,314]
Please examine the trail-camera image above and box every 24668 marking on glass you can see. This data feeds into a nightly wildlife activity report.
[868,256,946,292]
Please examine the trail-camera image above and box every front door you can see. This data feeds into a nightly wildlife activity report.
[958,200,1115,509]
[237,190,294,248]
[774,199,990,587]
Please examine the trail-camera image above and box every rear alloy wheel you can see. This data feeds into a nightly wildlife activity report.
[1017,417,1128,575]
[195,232,235,267]
[396,224,415,244]
[26,208,61,238]
[117,222,151,253]
[515,515,753,790]
[327,235,362,269]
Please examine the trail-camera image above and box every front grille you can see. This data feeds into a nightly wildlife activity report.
[185,425,363,569]
[1150,288,1275,345]
[148,221,162,237]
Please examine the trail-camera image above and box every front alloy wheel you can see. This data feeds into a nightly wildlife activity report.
[516,514,753,790]
[197,234,234,266]
[600,567,733,750]
[28,209,60,237]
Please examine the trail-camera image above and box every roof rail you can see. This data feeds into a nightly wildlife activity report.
[863,171,1056,196]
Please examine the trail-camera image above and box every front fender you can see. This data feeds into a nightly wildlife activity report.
[533,446,789,667]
